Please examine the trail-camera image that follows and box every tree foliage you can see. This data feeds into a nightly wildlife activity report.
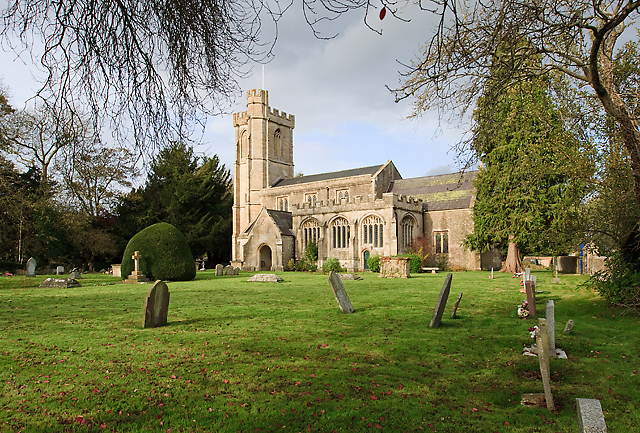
[114,142,233,263]
[465,64,591,272]
[396,0,640,208]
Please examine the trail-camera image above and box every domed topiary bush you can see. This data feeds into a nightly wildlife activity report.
[121,222,196,281]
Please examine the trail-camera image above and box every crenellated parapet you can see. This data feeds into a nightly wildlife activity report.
[268,108,295,128]
[288,192,422,216]
[233,111,249,127]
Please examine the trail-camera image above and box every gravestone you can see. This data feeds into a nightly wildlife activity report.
[26,257,37,277]
[39,278,81,288]
[524,267,531,281]
[339,274,363,281]
[535,319,555,410]
[69,268,82,280]
[563,319,574,335]
[247,274,283,282]
[56,266,64,275]
[111,264,122,278]
[215,264,224,276]
[224,265,234,276]
[525,280,537,317]
[125,251,150,283]
[328,271,355,314]
[450,292,463,319]
[429,273,453,328]
[546,300,556,355]
[553,269,561,284]
[143,280,170,328]
[576,398,607,433]
[234,267,240,275]
[531,275,537,291]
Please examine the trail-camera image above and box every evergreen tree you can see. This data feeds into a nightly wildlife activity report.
[114,142,233,264]
[466,58,590,272]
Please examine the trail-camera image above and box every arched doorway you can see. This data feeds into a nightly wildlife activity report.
[260,245,272,271]
[363,250,370,271]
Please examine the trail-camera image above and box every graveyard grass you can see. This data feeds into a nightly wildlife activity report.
[1,271,639,432]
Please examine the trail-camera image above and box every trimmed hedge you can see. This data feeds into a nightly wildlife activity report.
[121,222,196,281]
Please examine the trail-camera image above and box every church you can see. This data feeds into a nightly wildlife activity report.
[231,89,490,272]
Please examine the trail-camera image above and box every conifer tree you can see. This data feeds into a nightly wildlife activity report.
[466,55,590,273]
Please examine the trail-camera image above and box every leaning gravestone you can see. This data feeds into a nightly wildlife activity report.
[536,319,555,411]
[215,264,224,276]
[143,280,170,328]
[576,398,607,433]
[26,257,37,277]
[450,292,463,319]
[429,273,453,328]
[328,271,355,314]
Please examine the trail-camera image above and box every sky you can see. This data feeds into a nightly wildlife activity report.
[0,3,468,180]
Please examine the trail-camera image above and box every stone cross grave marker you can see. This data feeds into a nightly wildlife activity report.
[576,398,607,433]
[553,269,561,284]
[546,300,556,356]
[525,280,537,317]
[328,271,355,314]
[215,264,224,276]
[125,251,149,283]
[563,319,574,335]
[26,257,37,277]
[450,292,463,319]
[429,273,453,328]
[143,280,170,328]
[535,318,555,411]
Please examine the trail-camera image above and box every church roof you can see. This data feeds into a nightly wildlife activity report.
[391,171,478,211]
[271,164,385,187]
[265,209,294,237]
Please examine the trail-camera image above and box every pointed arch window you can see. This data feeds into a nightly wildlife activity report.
[401,215,416,248]
[362,215,384,248]
[240,130,249,158]
[278,196,288,212]
[302,219,320,249]
[274,129,282,157]
[332,217,350,249]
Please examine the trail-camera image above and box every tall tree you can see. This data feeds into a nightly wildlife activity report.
[466,62,590,273]
[114,142,233,263]
[395,1,640,212]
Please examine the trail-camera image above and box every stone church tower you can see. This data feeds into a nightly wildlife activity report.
[232,89,295,263]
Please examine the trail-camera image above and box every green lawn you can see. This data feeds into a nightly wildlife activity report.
[0,270,638,432]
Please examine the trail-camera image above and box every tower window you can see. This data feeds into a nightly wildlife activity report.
[337,190,349,202]
[305,193,318,206]
[277,196,288,212]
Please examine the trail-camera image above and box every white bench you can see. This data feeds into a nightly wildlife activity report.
[422,267,439,274]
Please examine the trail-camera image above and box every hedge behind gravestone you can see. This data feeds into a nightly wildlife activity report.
[121,222,196,281]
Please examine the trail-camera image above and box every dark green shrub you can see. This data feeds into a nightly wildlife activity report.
[292,258,317,272]
[322,257,344,273]
[582,252,640,309]
[121,222,196,281]
[396,253,422,273]
[367,255,380,273]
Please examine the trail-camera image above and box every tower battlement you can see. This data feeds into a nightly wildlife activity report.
[268,108,295,127]
[233,111,249,127]
[247,89,268,105]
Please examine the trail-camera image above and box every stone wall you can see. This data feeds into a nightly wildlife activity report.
[423,207,480,271]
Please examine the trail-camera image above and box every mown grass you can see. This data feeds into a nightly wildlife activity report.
[0,270,638,432]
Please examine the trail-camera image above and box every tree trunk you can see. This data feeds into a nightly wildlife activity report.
[500,235,524,273]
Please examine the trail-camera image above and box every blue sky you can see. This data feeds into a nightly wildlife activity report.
[1,3,467,180]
